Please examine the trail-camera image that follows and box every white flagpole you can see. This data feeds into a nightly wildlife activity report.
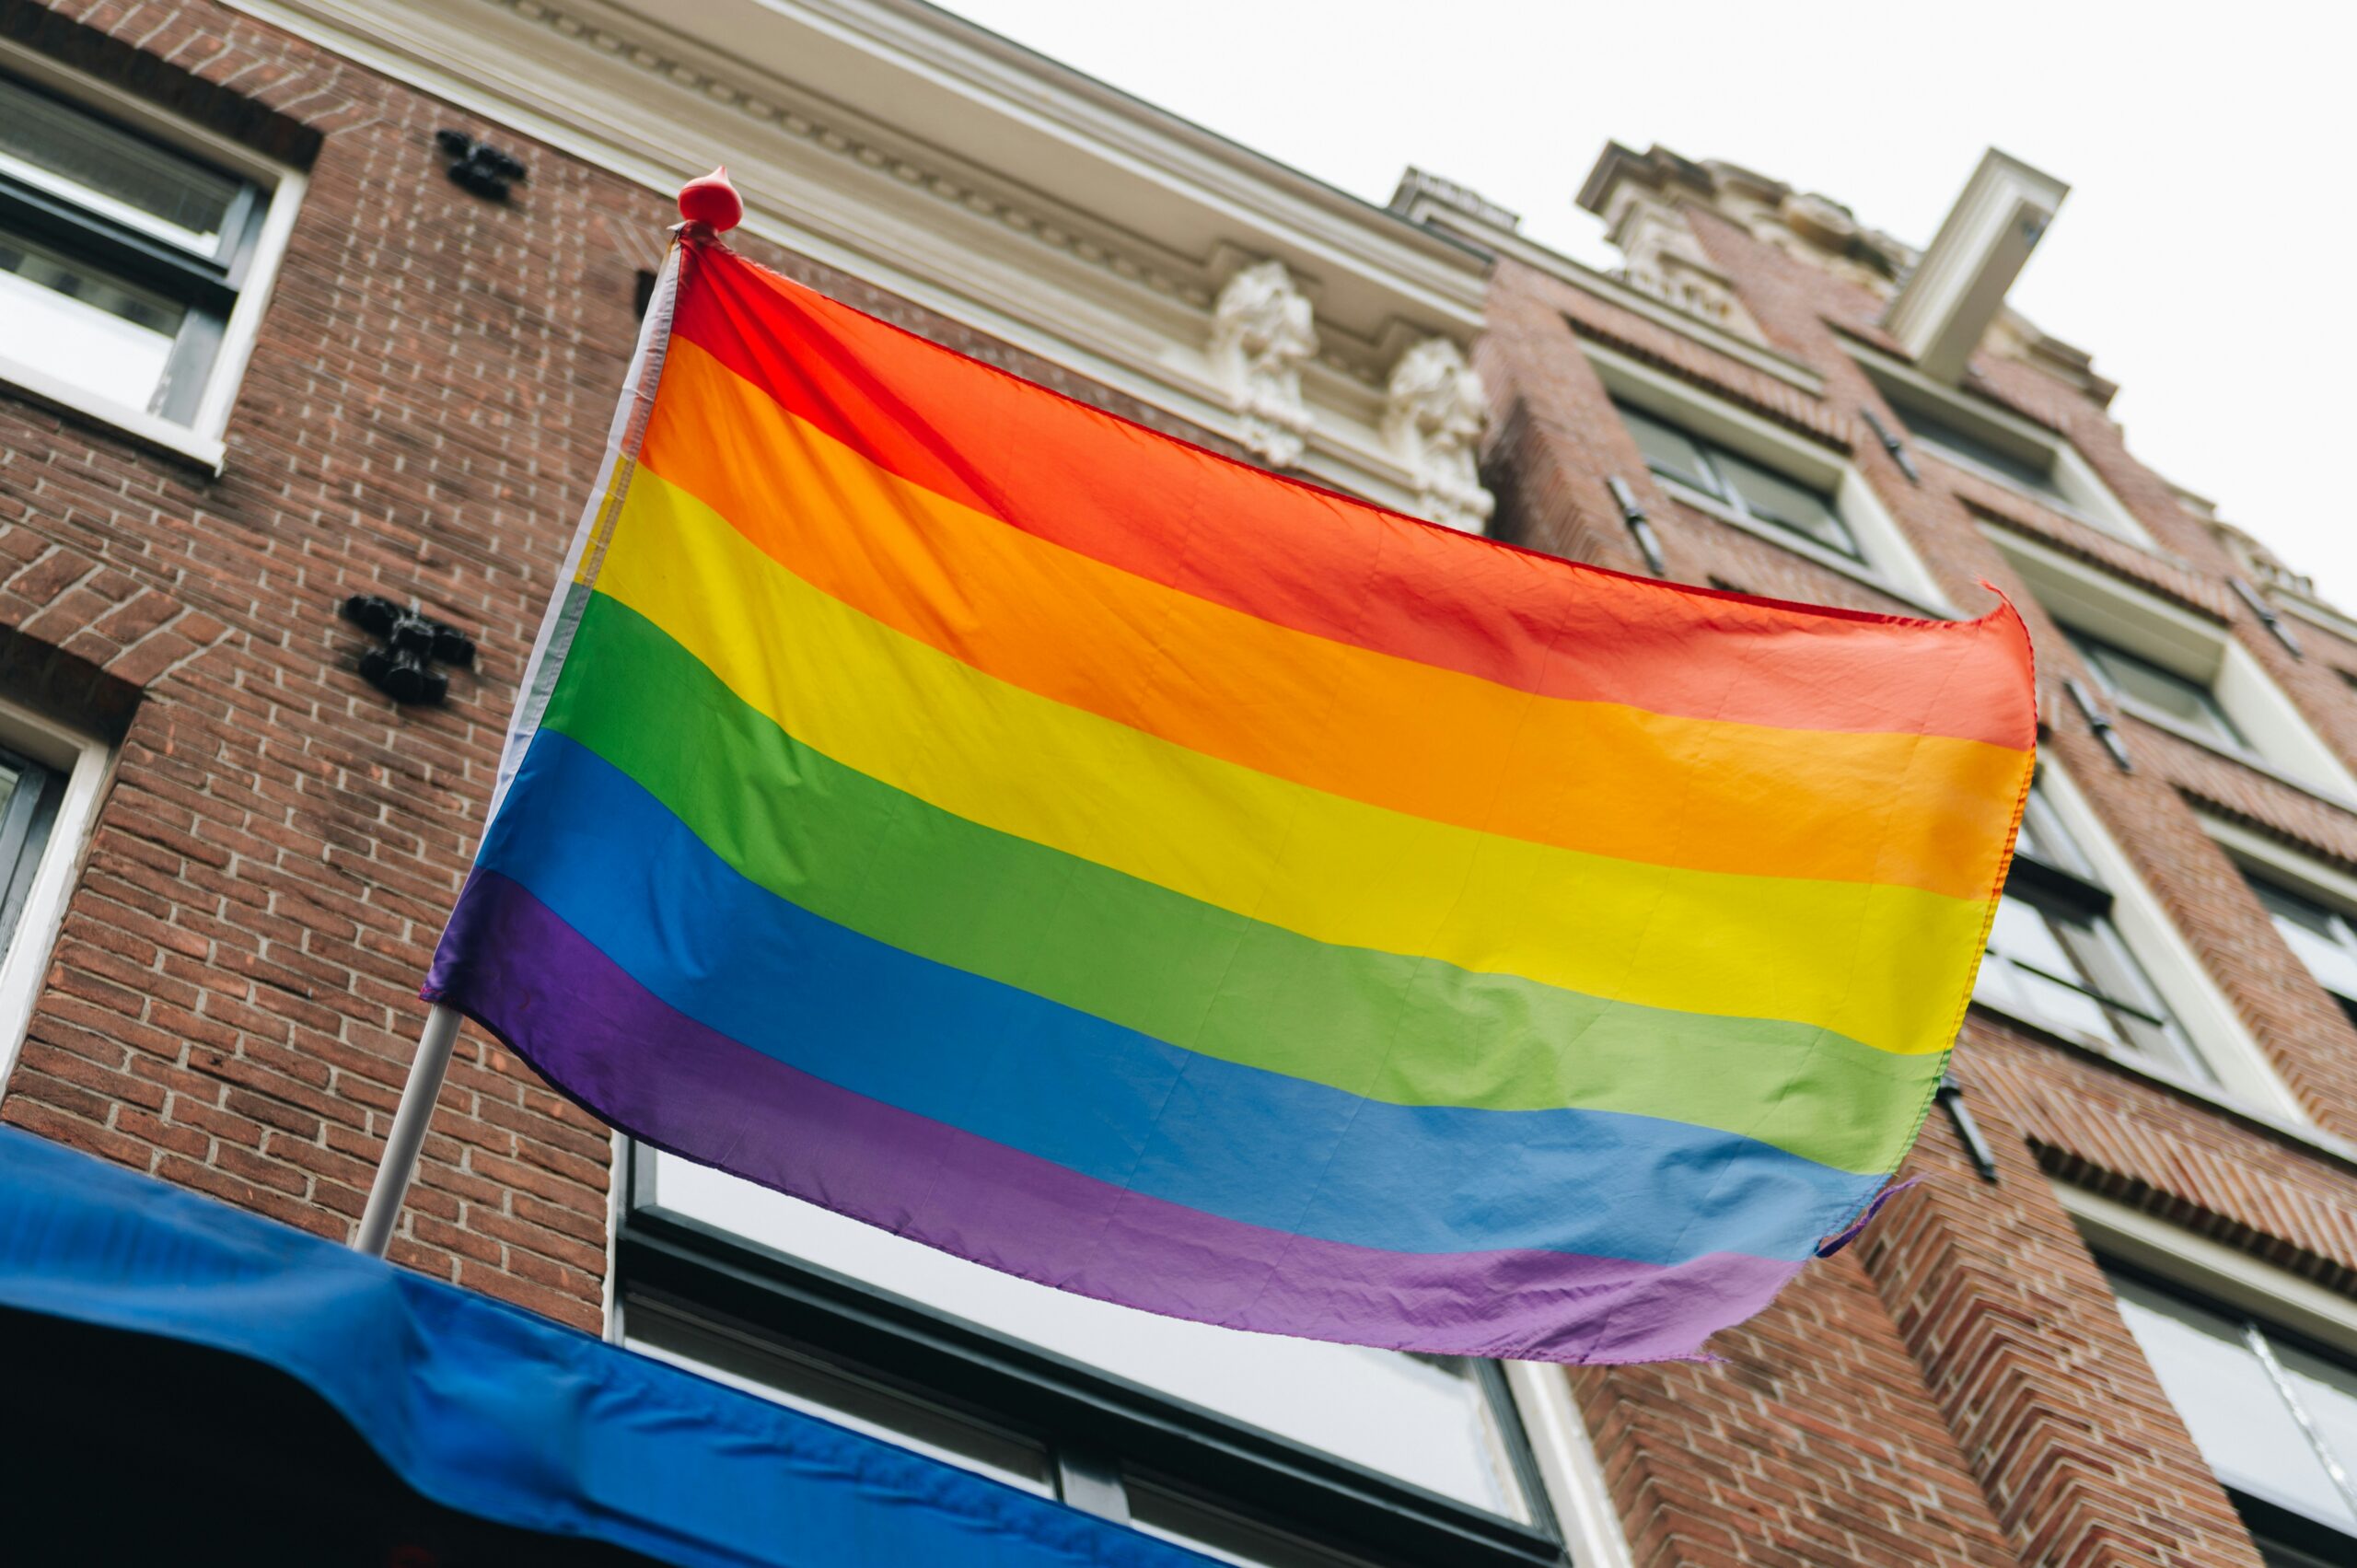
[351,188,714,1257]
[354,1003,462,1257]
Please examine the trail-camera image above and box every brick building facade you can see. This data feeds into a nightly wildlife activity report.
[2,1,2353,1564]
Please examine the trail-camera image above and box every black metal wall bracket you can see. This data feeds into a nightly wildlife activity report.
[1605,475,1669,576]
[342,596,475,705]
[1934,1074,2001,1183]
[2229,576,2304,658]
[435,130,528,201]
[2063,676,2135,772]
[1860,409,1921,485]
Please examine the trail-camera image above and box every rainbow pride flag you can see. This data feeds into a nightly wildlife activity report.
[425,240,2035,1363]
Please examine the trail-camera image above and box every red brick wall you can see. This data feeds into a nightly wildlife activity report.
[12,3,2357,1565]
[1478,201,2357,1563]
[0,0,1248,1333]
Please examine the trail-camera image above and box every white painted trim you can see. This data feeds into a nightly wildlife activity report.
[1503,1361,1635,1568]
[1405,204,1825,394]
[1585,342,1956,614]
[2275,592,2357,649]
[2057,1183,2357,1357]
[2208,813,2357,911]
[216,0,1480,516]
[2029,755,2310,1122]
[0,39,306,468]
[0,696,112,1096]
[1883,149,2067,384]
[0,360,227,471]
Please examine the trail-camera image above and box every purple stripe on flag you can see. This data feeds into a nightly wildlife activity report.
[426,870,1803,1364]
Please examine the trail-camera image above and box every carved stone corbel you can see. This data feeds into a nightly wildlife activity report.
[1208,258,1318,468]
[1382,336,1493,532]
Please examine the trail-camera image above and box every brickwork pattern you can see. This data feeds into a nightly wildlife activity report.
[1480,200,2357,1564]
[0,0,1248,1332]
[10,3,2357,1564]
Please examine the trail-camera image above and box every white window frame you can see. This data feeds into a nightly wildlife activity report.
[1983,758,2308,1124]
[1849,342,2154,547]
[616,1143,1635,1567]
[1986,524,2357,802]
[2063,1181,2357,1557]
[2062,1184,2357,1376]
[0,41,306,473]
[1584,342,1955,615]
[2204,812,2357,1023]
[0,691,111,1092]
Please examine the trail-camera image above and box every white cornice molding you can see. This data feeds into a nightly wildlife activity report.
[1404,205,1824,396]
[221,0,1485,514]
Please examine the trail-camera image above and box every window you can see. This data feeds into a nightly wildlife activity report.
[1615,399,1858,559]
[1985,525,2357,800]
[1975,779,2209,1079]
[1896,400,2069,503]
[1849,342,2153,545]
[0,699,110,1090]
[2107,1263,2357,1565]
[2242,872,2357,1031]
[2065,625,2249,752]
[0,55,299,465]
[621,1147,1585,1567]
[0,744,63,957]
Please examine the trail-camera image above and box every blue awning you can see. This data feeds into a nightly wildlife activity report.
[0,1126,1210,1566]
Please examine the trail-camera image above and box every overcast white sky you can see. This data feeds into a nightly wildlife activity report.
[950,0,2357,606]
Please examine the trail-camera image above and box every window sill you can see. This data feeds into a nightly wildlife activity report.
[1965,997,2357,1177]
[1658,482,1956,618]
[2115,700,2357,817]
[0,356,226,474]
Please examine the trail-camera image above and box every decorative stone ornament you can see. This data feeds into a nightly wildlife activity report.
[1208,259,1318,469]
[1382,337,1494,532]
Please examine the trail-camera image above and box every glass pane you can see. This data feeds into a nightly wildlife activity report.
[2249,877,2357,1005]
[1712,449,1859,556]
[0,74,242,253]
[0,226,182,409]
[1898,402,2069,501]
[625,1298,1057,1496]
[2013,965,2128,1046]
[1129,1480,1377,1567]
[1987,894,2081,976]
[647,1153,1531,1521]
[2069,630,2247,749]
[2110,1274,2346,1523]
[2013,785,2095,879]
[2275,1340,2357,1530]
[1614,401,1716,495]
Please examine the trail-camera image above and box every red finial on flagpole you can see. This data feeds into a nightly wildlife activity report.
[677,166,742,238]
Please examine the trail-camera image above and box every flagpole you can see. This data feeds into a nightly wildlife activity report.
[354,1003,462,1257]
[346,170,735,1260]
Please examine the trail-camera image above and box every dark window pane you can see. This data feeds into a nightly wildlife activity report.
[2065,628,2247,749]
[1613,401,1717,495]
[0,72,242,253]
[1894,401,2069,502]
[1712,449,1859,556]
[626,1296,1057,1497]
